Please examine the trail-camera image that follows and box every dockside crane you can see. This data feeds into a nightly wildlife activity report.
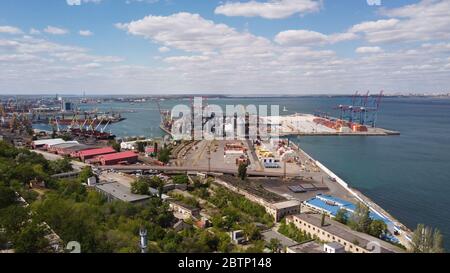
[101,120,111,133]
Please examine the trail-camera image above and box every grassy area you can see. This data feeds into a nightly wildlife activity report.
[278,219,312,244]
[218,175,286,203]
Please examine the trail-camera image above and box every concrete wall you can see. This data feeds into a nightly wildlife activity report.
[287,216,368,253]
[214,177,298,222]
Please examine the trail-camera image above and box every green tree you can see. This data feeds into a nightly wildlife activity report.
[131,179,150,195]
[78,166,94,184]
[217,232,232,253]
[368,220,387,238]
[411,224,445,253]
[49,158,73,174]
[0,206,30,237]
[348,202,372,233]
[158,148,171,164]
[245,240,265,253]
[278,220,311,243]
[109,141,121,152]
[150,176,164,189]
[243,223,261,241]
[61,134,73,141]
[173,175,189,185]
[137,142,145,153]
[238,162,248,181]
[58,179,87,201]
[268,238,282,253]
[335,208,348,224]
[0,185,16,209]
[13,223,51,253]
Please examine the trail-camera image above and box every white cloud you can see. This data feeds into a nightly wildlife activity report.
[350,0,450,43]
[44,26,69,35]
[125,0,160,4]
[67,0,81,5]
[158,46,171,53]
[66,0,102,6]
[29,28,41,35]
[215,0,321,19]
[350,19,399,33]
[2,2,450,95]
[275,29,357,46]
[356,46,383,54]
[0,26,23,35]
[108,11,450,94]
[275,30,327,45]
[116,12,273,53]
[164,55,210,63]
[79,30,94,36]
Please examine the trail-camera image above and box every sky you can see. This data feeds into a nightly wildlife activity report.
[0,0,449,95]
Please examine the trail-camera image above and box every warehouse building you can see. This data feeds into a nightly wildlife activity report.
[94,182,151,204]
[98,151,138,166]
[47,142,85,154]
[77,147,116,162]
[266,200,301,222]
[32,138,65,149]
[286,213,403,253]
[57,144,94,156]
[47,140,79,150]
[169,200,201,220]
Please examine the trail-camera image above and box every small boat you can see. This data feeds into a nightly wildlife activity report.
[283,106,288,112]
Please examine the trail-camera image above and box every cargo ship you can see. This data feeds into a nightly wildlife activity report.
[68,127,116,140]
[49,115,125,126]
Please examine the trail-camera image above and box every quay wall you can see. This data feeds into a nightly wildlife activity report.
[290,141,393,226]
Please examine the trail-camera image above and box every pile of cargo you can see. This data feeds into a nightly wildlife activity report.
[225,142,247,155]
[256,146,274,158]
[313,118,368,132]
[351,124,368,132]
[313,118,341,130]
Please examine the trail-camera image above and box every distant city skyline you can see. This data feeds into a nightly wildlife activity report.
[0,0,449,95]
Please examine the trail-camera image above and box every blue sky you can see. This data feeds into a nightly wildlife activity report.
[0,0,449,95]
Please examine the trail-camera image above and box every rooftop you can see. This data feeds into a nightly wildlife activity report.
[79,147,116,157]
[169,199,200,212]
[305,194,395,229]
[63,144,95,152]
[290,213,404,253]
[261,230,298,248]
[50,142,83,149]
[271,200,301,210]
[95,181,151,203]
[325,241,345,250]
[33,138,65,146]
[287,241,325,253]
[99,151,138,161]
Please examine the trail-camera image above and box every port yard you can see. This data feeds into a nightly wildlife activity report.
[26,131,412,251]
[261,114,400,137]
[10,95,412,252]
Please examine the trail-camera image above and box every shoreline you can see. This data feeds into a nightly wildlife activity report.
[291,142,413,248]
[157,121,412,248]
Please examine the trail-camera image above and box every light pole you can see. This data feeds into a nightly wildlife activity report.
[139,228,148,254]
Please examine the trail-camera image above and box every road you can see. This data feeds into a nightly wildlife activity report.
[32,150,89,170]
[98,164,299,177]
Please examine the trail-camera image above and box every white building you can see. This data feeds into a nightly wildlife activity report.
[324,242,346,253]
[32,138,66,149]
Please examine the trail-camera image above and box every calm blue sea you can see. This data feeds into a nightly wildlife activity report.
[36,96,450,251]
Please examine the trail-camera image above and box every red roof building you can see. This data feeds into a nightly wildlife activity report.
[98,151,138,166]
[77,147,116,162]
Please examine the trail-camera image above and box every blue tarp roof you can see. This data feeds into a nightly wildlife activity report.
[304,194,398,244]
[306,195,393,226]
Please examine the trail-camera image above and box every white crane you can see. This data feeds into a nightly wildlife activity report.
[101,120,111,133]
